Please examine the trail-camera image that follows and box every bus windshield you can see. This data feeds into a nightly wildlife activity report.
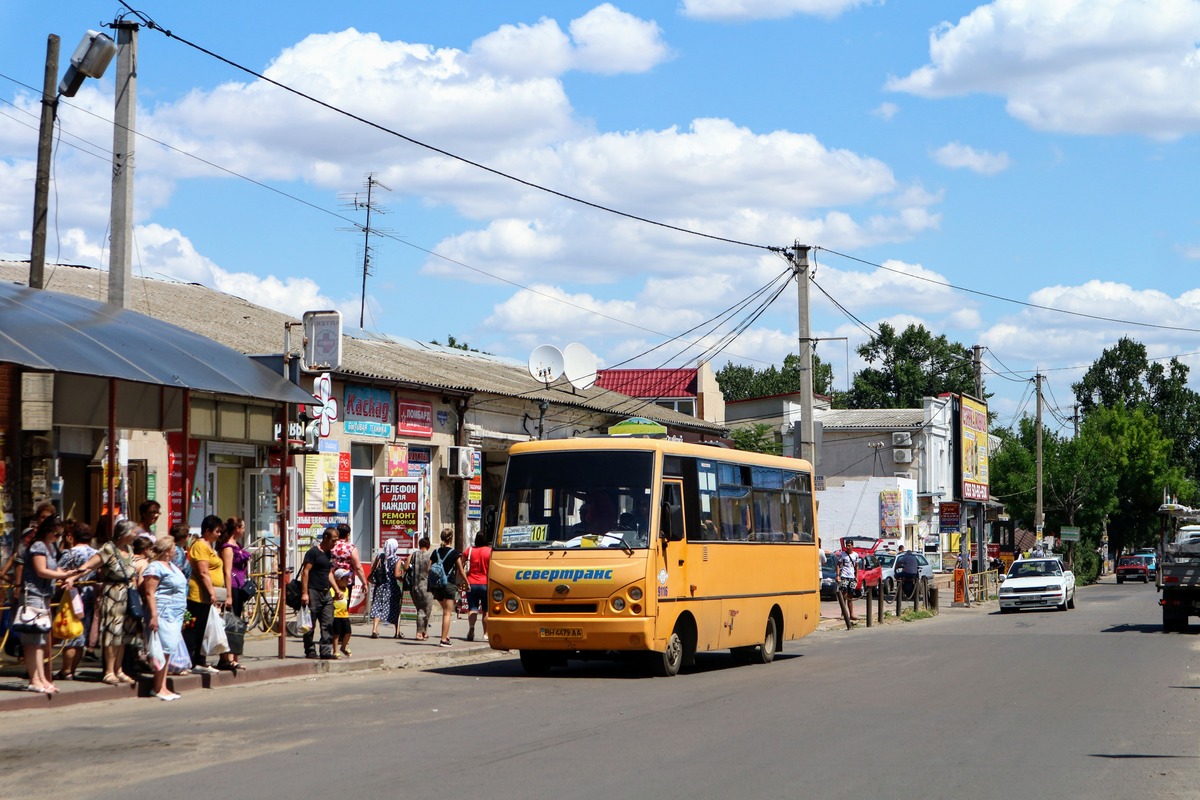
[496,450,655,550]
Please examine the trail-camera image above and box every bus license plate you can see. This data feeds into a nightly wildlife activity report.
[539,627,584,639]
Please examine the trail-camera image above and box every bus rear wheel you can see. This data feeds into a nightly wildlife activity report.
[651,630,684,677]
[752,617,777,665]
[519,650,554,676]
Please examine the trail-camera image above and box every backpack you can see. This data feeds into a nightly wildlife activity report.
[427,549,451,592]
[285,578,303,610]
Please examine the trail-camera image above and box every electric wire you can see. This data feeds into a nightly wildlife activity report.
[118,2,777,254]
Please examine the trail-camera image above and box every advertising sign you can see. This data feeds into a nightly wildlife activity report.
[879,490,901,536]
[939,501,961,534]
[1060,526,1080,542]
[468,449,482,520]
[377,478,423,550]
[959,394,989,502]
[396,399,433,438]
[343,384,393,438]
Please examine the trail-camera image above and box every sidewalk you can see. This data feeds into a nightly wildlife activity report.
[1,580,975,712]
[0,611,494,712]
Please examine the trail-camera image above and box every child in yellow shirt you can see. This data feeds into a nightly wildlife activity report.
[331,568,352,658]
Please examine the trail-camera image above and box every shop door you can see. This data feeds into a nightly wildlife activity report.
[349,473,376,612]
[205,463,242,521]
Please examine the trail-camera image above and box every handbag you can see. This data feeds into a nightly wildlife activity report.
[223,610,247,655]
[109,544,143,620]
[12,601,51,635]
[52,592,84,639]
[370,556,383,586]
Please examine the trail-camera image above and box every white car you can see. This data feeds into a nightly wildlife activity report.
[876,552,934,597]
[999,557,1076,613]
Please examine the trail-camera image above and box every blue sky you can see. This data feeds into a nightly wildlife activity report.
[3,1,1199,435]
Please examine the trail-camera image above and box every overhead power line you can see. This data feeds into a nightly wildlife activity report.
[118,2,776,254]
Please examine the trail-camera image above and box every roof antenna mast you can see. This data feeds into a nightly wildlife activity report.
[339,173,391,328]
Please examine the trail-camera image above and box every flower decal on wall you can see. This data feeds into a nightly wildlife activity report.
[310,372,339,438]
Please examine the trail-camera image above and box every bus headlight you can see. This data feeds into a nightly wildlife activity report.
[491,588,504,603]
[629,586,643,601]
[505,598,519,613]
[612,597,626,612]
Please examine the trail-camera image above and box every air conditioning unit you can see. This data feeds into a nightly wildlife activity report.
[447,446,475,479]
[893,448,912,464]
[892,431,912,446]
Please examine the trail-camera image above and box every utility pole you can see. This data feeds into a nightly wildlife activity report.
[792,243,816,465]
[340,173,391,328]
[30,35,60,290]
[972,344,986,583]
[1035,372,1044,543]
[108,20,138,309]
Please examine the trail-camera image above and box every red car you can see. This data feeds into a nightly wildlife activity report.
[1115,556,1150,584]
[853,553,883,597]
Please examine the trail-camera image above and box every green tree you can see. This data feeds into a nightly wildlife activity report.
[729,422,782,455]
[715,353,833,401]
[430,334,485,353]
[1073,336,1200,479]
[844,323,979,409]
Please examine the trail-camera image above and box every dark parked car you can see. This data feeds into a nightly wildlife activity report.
[1115,556,1150,583]
[820,560,838,600]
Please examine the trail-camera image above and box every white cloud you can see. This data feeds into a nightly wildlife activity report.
[569,5,671,74]
[887,0,1200,139]
[931,142,1011,175]
[681,0,877,21]
[872,102,899,121]
[815,258,963,315]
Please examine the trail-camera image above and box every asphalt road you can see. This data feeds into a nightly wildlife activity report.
[4,576,1197,800]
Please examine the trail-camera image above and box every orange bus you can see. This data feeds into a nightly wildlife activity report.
[486,437,821,676]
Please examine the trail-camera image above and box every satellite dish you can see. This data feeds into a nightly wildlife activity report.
[528,344,565,384]
[563,343,598,391]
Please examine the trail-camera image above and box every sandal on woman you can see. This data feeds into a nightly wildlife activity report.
[370,631,379,639]
[115,672,135,684]
[102,673,122,685]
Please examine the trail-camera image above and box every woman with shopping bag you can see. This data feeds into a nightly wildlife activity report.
[141,537,188,701]
[182,515,226,675]
[19,516,77,694]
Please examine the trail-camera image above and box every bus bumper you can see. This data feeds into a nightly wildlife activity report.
[488,616,657,652]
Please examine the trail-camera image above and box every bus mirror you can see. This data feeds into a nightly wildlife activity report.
[660,501,685,542]
[483,505,497,541]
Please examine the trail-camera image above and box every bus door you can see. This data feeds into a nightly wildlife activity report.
[656,479,692,625]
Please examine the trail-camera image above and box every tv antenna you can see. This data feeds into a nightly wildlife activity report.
[338,173,392,328]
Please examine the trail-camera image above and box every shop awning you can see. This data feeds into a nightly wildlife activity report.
[0,282,315,405]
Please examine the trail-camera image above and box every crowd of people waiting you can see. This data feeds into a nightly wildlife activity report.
[1,501,253,701]
[4,502,494,699]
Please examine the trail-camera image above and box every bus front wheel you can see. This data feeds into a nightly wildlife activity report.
[652,631,684,677]
[752,617,777,665]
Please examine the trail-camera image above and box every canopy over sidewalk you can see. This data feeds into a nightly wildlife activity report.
[0,281,313,404]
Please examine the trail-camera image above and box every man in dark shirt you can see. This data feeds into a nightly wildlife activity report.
[300,527,341,659]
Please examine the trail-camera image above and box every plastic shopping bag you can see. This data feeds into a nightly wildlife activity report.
[146,629,166,672]
[52,592,84,640]
[202,605,230,656]
[297,604,313,635]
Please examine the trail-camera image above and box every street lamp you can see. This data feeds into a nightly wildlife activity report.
[30,31,115,289]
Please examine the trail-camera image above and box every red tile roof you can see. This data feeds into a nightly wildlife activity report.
[595,368,697,399]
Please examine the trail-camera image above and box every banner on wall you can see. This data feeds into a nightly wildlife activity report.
[343,384,393,438]
[408,446,433,533]
[879,490,901,536]
[468,449,482,520]
[377,478,423,550]
[396,400,433,438]
[386,444,408,477]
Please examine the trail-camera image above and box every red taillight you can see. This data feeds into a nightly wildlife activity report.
[1164,576,1179,584]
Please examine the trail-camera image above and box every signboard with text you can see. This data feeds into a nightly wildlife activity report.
[343,384,393,438]
[396,399,433,438]
[958,394,990,502]
[377,478,423,550]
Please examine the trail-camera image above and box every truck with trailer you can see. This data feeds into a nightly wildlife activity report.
[1157,503,1200,631]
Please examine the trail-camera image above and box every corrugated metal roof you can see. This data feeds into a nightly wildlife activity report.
[0,281,315,404]
[595,368,697,398]
[814,408,924,429]
[0,262,724,434]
